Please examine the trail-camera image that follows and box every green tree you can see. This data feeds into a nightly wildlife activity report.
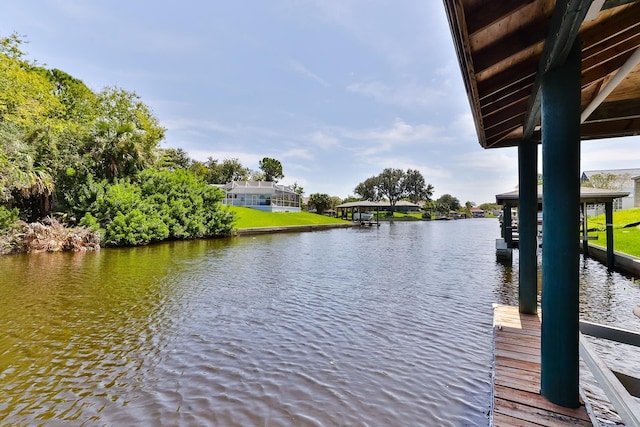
[291,181,304,196]
[404,168,434,204]
[355,168,435,210]
[258,157,284,182]
[377,168,406,211]
[354,176,381,201]
[330,196,342,210]
[582,173,628,190]
[189,160,209,179]
[0,40,63,129]
[205,157,250,184]
[156,148,192,171]
[436,194,461,212]
[308,193,332,214]
[47,68,97,124]
[478,202,499,212]
[0,122,56,220]
[89,87,165,180]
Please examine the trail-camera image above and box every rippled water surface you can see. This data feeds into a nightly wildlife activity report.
[1,219,639,426]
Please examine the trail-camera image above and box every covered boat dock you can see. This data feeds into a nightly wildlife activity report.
[443,0,640,424]
[495,185,629,269]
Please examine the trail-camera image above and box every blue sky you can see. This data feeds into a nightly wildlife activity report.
[3,1,639,204]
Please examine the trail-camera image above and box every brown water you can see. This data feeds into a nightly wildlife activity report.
[0,220,638,426]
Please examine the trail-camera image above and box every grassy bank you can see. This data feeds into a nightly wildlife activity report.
[587,207,640,258]
[228,206,350,229]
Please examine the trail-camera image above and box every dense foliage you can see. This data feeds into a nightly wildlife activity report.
[0,34,235,249]
[78,170,234,246]
[308,193,332,214]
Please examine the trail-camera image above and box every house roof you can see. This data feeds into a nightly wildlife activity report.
[336,200,421,209]
[221,181,297,195]
[495,185,629,206]
[443,1,640,149]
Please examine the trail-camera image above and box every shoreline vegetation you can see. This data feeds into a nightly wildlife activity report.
[0,217,99,255]
[3,206,638,258]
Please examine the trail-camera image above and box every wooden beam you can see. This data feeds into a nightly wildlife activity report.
[582,47,640,86]
[477,58,537,102]
[523,0,594,139]
[442,0,486,147]
[486,123,525,148]
[466,0,537,35]
[603,0,640,10]
[580,117,640,139]
[583,99,640,122]
[482,86,531,118]
[583,31,640,72]
[471,16,549,74]
[486,112,526,133]
[581,2,640,48]
[581,47,640,122]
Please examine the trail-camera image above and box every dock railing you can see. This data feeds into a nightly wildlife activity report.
[579,321,640,426]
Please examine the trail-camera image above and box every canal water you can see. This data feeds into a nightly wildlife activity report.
[1,219,639,426]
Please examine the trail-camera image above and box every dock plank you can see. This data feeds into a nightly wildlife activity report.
[492,305,592,426]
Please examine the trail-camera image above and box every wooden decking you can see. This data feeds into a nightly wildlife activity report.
[492,305,593,426]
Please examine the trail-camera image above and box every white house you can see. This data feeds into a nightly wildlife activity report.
[581,168,640,214]
[219,181,301,213]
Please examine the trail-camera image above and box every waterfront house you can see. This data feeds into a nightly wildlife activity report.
[581,168,640,213]
[219,181,301,213]
[470,207,485,218]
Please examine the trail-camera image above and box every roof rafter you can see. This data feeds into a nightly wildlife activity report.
[522,0,594,139]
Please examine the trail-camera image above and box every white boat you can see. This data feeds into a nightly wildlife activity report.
[353,211,374,221]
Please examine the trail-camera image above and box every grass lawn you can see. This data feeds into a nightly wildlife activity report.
[378,212,424,220]
[228,206,350,229]
[587,207,640,258]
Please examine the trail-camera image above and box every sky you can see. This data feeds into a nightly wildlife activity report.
[2,1,640,205]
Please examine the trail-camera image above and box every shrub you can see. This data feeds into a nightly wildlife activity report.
[77,169,234,246]
[0,206,19,231]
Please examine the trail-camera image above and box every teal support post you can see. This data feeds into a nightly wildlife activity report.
[605,201,615,271]
[518,140,538,314]
[504,204,513,245]
[582,203,589,257]
[540,40,581,408]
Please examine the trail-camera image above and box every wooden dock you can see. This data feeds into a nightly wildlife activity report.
[492,305,593,426]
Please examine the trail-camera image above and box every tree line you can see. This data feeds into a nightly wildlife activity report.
[0,34,289,249]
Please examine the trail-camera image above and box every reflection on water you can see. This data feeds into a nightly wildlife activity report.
[0,220,638,426]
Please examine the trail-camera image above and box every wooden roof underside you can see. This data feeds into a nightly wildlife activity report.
[443,0,640,149]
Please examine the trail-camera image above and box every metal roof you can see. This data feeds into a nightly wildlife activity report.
[336,200,421,209]
[496,185,630,205]
[220,181,297,195]
[443,0,640,149]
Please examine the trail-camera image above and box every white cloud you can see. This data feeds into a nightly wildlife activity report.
[456,147,519,171]
[346,80,446,108]
[581,137,640,170]
[307,131,340,148]
[289,60,330,87]
[448,113,478,140]
[346,118,439,143]
[280,147,314,160]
